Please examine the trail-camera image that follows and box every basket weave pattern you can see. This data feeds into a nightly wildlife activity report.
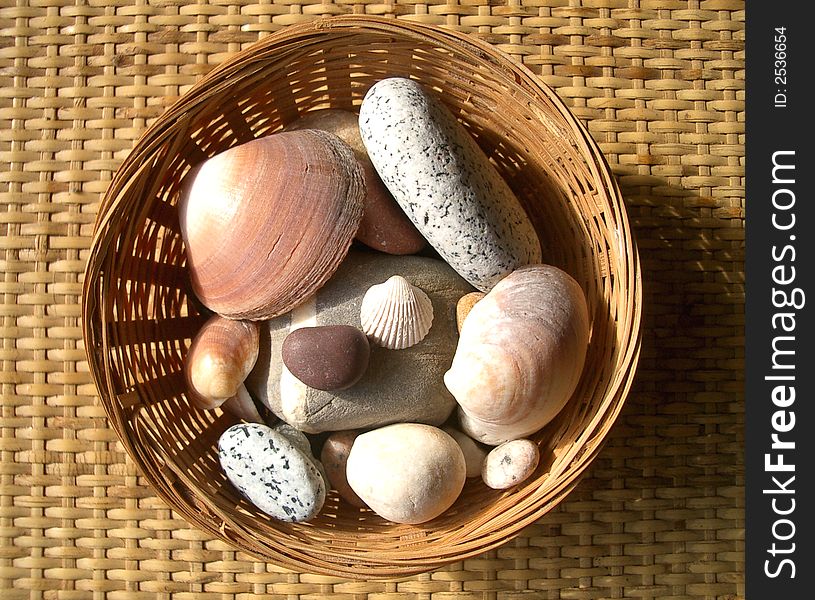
[1,1,744,596]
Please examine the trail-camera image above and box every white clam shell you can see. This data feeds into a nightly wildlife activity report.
[444,265,590,445]
[360,275,434,349]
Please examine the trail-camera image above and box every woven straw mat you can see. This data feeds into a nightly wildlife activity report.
[0,1,744,598]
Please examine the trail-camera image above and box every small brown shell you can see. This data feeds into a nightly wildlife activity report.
[185,315,260,410]
[179,129,365,320]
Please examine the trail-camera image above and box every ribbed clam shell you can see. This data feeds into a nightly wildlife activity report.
[178,129,365,320]
[443,265,590,445]
[360,275,433,350]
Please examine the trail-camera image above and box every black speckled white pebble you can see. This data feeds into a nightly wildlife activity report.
[218,423,326,522]
[270,421,331,492]
[359,77,542,292]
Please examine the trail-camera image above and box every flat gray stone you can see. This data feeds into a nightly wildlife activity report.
[245,251,474,433]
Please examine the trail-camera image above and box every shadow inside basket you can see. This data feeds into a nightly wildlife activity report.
[96,27,632,564]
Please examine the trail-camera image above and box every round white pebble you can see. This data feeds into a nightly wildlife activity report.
[346,423,466,524]
[481,439,540,489]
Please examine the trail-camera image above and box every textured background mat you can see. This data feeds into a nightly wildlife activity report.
[0,1,744,598]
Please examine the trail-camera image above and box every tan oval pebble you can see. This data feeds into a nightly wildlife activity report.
[481,439,540,490]
[346,423,466,524]
[320,431,366,508]
[456,292,485,333]
[442,427,487,478]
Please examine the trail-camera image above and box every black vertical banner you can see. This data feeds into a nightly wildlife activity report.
[745,2,814,596]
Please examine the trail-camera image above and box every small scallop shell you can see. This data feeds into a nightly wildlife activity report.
[360,275,433,350]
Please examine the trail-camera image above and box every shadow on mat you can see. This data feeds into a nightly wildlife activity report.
[471,175,744,596]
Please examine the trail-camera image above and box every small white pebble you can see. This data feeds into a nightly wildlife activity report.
[481,439,540,490]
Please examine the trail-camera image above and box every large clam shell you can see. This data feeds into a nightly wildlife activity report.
[360,275,434,350]
[178,129,365,320]
[443,265,590,445]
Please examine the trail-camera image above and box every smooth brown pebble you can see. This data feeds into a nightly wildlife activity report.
[456,292,485,333]
[482,439,540,489]
[287,109,426,255]
[282,325,370,391]
[219,423,325,522]
[443,427,487,478]
[320,431,366,508]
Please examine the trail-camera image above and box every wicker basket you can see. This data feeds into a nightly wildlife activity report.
[81,16,642,578]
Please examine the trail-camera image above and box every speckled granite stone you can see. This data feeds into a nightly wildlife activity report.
[320,430,367,508]
[455,291,486,333]
[359,77,542,292]
[218,423,326,522]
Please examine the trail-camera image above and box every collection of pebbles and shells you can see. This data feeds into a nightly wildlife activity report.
[178,77,590,525]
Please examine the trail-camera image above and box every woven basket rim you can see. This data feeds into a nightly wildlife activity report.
[82,14,643,579]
